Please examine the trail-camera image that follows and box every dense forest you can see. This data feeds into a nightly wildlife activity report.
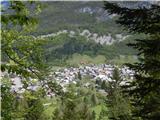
[1,1,160,120]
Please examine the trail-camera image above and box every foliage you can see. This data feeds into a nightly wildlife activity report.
[32,1,138,66]
[106,68,132,120]
[1,30,48,78]
[104,2,160,119]
[44,33,137,66]
[1,78,15,120]
[34,1,125,36]
[1,1,48,79]
[52,77,108,120]
[23,90,46,120]
[1,1,49,120]
[1,77,46,120]
[52,84,94,120]
[3,2,159,120]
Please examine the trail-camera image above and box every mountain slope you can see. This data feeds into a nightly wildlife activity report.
[34,1,144,65]
[35,1,125,36]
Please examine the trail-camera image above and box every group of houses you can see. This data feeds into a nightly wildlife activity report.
[1,64,134,97]
[52,64,134,87]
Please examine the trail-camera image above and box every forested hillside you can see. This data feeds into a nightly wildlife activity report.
[34,1,141,66]
[35,1,123,35]
[1,1,159,120]
[43,33,137,66]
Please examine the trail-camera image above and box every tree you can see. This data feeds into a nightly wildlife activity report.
[1,78,15,120]
[101,80,107,90]
[104,2,160,119]
[107,68,132,120]
[1,1,48,120]
[52,77,106,120]
[23,90,46,120]
[52,83,94,120]
[91,93,99,106]
[1,1,47,79]
[98,107,108,120]
[78,71,82,80]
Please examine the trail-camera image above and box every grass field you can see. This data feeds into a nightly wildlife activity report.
[66,53,106,66]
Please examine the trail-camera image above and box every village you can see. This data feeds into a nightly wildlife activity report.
[1,64,135,96]
[52,64,135,87]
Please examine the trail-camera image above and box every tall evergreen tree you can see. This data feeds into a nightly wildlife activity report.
[1,78,15,120]
[52,83,94,120]
[104,2,160,120]
[91,93,99,106]
[107,68,132,120]
[23,90,45,120]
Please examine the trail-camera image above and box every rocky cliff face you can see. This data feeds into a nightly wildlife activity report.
[40,29,130,45]
[36,1,122,35]
[36,1,151,45]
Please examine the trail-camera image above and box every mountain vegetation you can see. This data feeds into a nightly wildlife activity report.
[104,1,160,119]
[43,33,137,66]
[32,1,138,66]
[1,1,159,120]
[34,1,124,36]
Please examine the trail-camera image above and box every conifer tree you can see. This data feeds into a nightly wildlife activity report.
[91,93,99,105]
[107,68,132,120]
[104,2,160,119]
[23,91,45,120]
[101,80,107,90]
[1,78,15,120]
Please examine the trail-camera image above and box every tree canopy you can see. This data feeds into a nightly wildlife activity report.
[1,1,48,79]
[104,2,160,120]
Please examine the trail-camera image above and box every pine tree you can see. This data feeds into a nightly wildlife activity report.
[98,107,108,120]
[107,67,132,120]
[91,93,99,106]
[101,80,107,90]
[23,90,45,120]
[92,111,96,120]
[78,71,82,80]
[1,78,15,120]
[52,83,94,120]
[104,2,160,119]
